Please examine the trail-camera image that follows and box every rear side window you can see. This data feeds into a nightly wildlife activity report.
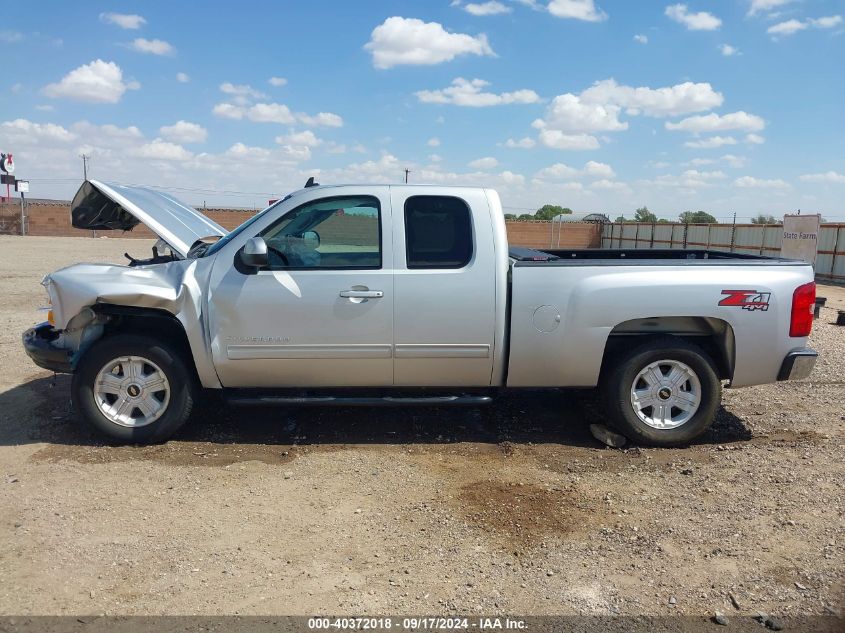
[404,196,473,269]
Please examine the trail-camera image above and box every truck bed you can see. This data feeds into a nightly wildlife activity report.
[508,247,805,266]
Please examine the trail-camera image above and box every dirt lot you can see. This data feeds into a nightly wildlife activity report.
[0,235,842,619]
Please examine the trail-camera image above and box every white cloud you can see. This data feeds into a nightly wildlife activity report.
[35,104,55,112]
[533,160,615,181]
[591,179,629,191]
[767,19,807,35]
[159,120,208,144]
[666,111,765,133]
[584,160,615,178]
[633,34,648,44]
[428,154,442,162]
[747,0,794,17]
[720,154,747,168]
[297,111,343,127]
[645,170,727,190]
[768,16,841,37]
[176,72,190,83]
[547,0,607,22]
[811,15,843,29]
[537,130,601,150]
[469,156,498,169]
[683,169,727,180]
[99,13,146,29]
[364,17,495,69]
[415,77,540,107]
[719,44,739,56]
[579,79,723,117]
[246,102,297,124]
[534,163,581,180]
[684,136,738,148]
[212,103,246,120]
[0,30,24,43]
[43,60,132,104]
[220,82,267,101]
[275,130,322,147]
[0,118,77,143]
[462,1,511,16]
[734,176,790,189]
[745,133,765,144]
[534,93,627,133]
[268,76,288,87]
[427,137,441,147]
[504,137,536,148]
[128,38,175,56]
[799,171,845,184]
[70,122,144,147]
[665,4,722,31]
[441,77,725,153]
[131,139,193,161]
[213,101,343,127]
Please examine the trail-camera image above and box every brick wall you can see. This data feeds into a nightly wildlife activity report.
[0,203,602,250]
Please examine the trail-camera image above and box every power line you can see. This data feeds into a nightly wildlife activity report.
[79,154,89,180]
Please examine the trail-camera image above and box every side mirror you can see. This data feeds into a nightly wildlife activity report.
[240,237,269,268]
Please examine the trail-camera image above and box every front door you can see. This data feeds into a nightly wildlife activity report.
[208,190,394,387]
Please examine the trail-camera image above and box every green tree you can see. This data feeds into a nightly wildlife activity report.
[503,213,517,220]
[634,206,657,223]
[615,215,628,223]
[679,210,717,224]
[535,204,573,221]
[518,213,534,221]
[750,213,779,225]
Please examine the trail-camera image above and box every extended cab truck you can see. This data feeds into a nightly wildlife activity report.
[23,180,819,446]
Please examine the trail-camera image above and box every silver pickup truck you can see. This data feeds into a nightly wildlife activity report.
[23,180,818,446]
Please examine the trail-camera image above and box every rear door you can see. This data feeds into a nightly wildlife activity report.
[390,187,497,386]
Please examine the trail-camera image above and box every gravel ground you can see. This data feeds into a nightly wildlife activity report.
[0,235,842,620]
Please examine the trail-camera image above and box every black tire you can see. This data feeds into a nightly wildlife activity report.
[601,336,721,447]
[71,334,196,444]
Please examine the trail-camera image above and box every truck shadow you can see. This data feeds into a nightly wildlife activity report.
[0,373,753,451]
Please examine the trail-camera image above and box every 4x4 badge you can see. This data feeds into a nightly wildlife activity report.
[719,289,771,311]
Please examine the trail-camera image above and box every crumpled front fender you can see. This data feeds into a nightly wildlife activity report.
[43,257,221,388]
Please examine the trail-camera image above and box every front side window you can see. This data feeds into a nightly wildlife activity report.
[404,195,473,269]
[259,196,381,269]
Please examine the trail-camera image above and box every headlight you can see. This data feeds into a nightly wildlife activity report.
[40,292,54,326]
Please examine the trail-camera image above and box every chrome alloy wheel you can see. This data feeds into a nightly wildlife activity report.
[93,355,171,428]
[630,359,702,430]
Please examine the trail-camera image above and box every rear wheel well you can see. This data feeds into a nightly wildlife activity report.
[600,317,734,381]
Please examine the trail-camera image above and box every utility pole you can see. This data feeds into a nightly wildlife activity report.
[404,168,411,184]
[80,154,90,180]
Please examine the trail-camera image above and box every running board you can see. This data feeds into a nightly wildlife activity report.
[225,394,493,407]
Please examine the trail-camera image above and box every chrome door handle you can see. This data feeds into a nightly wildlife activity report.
[339,290,383,298]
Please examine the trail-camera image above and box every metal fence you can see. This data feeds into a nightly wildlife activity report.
[600,222,845,282]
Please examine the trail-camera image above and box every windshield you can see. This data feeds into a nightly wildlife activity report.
[202,199,286,256]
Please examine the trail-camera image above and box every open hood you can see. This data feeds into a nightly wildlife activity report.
[70,180,226,258]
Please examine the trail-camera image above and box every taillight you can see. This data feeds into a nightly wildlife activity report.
[790,281,815,337]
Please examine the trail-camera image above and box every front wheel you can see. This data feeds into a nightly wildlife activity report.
[601,336,721,447]
[72,334,196,444]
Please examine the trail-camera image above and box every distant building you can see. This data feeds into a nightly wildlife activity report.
[552,212,610,223]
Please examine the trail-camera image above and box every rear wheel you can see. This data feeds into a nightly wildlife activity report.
[601,336,721,447]
[72,334,195,444]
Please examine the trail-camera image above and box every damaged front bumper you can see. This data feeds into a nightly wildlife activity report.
[22,322,73,373]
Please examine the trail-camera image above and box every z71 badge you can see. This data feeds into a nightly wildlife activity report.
[718,289,771,311]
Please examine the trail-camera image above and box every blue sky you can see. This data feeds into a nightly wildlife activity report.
[1,0,844,220]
